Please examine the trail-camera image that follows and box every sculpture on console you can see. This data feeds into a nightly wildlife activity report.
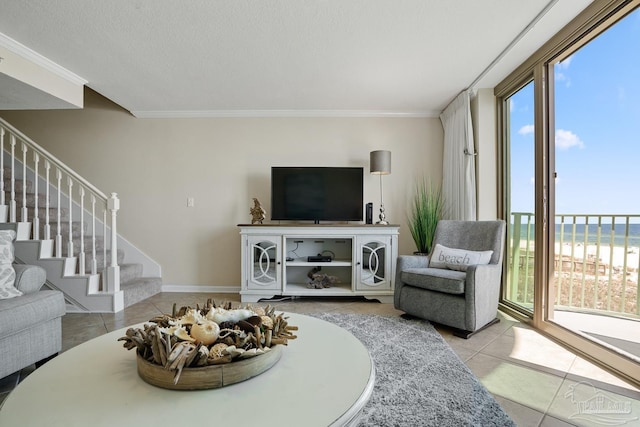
[250,198,266,224]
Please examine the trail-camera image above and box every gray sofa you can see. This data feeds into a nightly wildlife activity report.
[0,264,65,379]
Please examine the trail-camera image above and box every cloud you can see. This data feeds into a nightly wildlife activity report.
[555,56,573,87]
[557,56,572,69]
[518,124,534,136]
[555,129,585,150]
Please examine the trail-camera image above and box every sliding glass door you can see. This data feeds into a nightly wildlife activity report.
[549,7,640,362]
[503,81,536,315]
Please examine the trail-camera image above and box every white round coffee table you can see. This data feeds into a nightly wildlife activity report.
[0,313,374,427]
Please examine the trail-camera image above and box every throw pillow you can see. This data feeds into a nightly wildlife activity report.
[429,243,493,271]
[0,229,21,300]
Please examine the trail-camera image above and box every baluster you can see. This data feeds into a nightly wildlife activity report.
[0,128,4,207]
[32,152,40,239]
[44,160,51,240]
[67,177,74,258]
[91,195,97,275]
[621,216,630,311]
[21,143,27,223]
[55,169,62,257]
[104,193,120,293]
[102,209,107,273]
[78,187,85,274]
[9,135,16,222]
[606,217,616,311]
[108,193,119,269]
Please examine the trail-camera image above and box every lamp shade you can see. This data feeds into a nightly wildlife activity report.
[370,150,391,175]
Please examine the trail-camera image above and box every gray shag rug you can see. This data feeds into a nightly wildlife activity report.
[311,313,515,427]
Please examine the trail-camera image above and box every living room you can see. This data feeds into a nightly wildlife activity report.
[1,1,640,425]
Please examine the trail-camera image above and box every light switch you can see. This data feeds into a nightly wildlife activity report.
[187,197,195,207]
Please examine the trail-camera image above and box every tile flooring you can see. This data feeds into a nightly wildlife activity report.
[1,292,639,426]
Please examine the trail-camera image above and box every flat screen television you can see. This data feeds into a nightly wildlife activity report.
[271,167,363,223]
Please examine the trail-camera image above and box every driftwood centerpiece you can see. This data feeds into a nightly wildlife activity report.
[118,299,298,390]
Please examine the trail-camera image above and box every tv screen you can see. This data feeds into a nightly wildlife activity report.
[271,167,363,223]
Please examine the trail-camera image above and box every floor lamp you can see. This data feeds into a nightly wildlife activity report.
[370,150,391,225]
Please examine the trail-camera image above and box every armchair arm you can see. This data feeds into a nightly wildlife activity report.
[394,255,430,308]
[464,263,503,331]
[14,264,47,294]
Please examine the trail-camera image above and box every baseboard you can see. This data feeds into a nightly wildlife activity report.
[161,284,241,293]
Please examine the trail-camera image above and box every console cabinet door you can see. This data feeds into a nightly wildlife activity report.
[246,235,281,290]
[355,235,392,291]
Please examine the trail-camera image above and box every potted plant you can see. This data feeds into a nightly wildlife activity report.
[408,178,444,255]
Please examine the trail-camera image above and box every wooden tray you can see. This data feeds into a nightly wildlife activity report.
[136,345,283,390]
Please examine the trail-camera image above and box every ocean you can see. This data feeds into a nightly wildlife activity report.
[512,223,640,247]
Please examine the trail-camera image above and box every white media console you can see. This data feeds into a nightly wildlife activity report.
[238,224,399,303]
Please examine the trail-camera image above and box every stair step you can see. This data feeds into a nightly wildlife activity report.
[2,179,32,192]
[122,276,162,308]
[74,249,125,272]
[3,192,49,207]
[61,234,106,253]
[120,263,144,284]
[27,206,70,222]
[40,220,87,236]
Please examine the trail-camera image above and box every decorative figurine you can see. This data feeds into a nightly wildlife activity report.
[306,266,340,289]
[250,198,266,224]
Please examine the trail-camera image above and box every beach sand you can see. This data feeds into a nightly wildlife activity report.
[555,242,640,271]
[515,241,638,314]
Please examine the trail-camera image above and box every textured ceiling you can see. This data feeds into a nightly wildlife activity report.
[0,0,593,117]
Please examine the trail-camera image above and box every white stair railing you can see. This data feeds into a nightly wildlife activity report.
[0,117,120,294]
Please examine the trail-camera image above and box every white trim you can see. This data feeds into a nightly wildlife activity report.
[162,284,241,293]
[131,109,438,119]
[0,31,88,86]
[468,0,560,90]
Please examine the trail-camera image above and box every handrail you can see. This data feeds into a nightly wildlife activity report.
[0,117,107,201]
[508,212,640,318]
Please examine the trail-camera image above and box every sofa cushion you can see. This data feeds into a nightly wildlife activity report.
[429,243,493,271]
[401,267,467,295]
[0,290,66,339]
[0,230,20,300]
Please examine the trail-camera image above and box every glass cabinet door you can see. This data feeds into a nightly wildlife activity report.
[356,236,392,291]
[246,236,281,290]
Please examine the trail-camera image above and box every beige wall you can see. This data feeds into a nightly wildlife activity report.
[1,89,443,287]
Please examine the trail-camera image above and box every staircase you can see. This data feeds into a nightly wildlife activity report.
[0,118,162,313]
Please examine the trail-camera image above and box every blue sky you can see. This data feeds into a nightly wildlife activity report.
[509,8,640,217]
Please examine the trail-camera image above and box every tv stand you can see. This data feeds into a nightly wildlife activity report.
[238,224,399,303]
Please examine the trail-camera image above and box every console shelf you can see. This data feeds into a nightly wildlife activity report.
[238,224,399,303]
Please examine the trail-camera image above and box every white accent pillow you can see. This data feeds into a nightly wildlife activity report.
[0,229,20,300]
[429,243,493,271]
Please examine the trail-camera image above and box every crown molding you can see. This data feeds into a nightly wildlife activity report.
[131,109,439,119]
[0,32,87,86]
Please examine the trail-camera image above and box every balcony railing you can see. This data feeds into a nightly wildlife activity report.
[508,212,640,318]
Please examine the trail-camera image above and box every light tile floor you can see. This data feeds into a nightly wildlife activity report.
[1,292,639,427]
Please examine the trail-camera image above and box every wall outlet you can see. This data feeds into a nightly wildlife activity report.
[187,197,195,207]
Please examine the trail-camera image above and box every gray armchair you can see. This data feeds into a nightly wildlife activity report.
[395,220,506,338]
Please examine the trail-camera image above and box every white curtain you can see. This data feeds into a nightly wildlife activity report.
[439,90,477,221]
